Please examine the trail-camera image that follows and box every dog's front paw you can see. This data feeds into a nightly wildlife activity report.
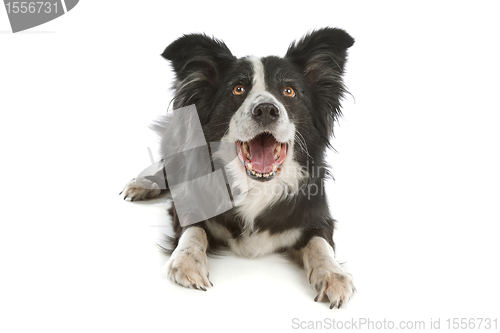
[120,178,161,201]
[163,246,212,291]
[309,267,355,309]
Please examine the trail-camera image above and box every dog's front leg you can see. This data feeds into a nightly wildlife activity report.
[301,236,355,309]
[163,226,212,291]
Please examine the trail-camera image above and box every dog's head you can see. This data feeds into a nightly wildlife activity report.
[162,28,354,184]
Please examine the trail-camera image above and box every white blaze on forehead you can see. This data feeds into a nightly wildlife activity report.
[247,56,279,104]
[249,56,266,92]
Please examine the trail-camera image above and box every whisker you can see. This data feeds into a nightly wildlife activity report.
[294,131,312,159]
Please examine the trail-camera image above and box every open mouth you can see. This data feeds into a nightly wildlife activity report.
[236,133,288,181]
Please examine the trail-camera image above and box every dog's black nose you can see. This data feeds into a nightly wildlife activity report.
[251,103,280,126]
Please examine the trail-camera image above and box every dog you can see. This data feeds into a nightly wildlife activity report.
[121,27,355,309]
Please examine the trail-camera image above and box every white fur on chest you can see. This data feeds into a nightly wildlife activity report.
[205,220,302,258]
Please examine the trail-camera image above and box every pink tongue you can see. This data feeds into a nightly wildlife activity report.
[248,135,277,173]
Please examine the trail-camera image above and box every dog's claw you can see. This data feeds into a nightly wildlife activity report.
[329,301,337,309]
[314,295,319,302]
[120,178,161,202]
[200,286,207,291]
[337,299,343,309]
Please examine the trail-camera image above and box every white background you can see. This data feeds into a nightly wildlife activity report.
[1,1,499,332]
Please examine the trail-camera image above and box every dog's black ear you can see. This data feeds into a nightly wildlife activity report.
[286,28,354,135]
[162,34,235,85]
[285,28,354,83]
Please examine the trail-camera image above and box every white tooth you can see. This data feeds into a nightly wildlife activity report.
[272,165,277,172]
[246,153,251,160]
[242,142,249,153]
[257,173,262,177]
[247,163,253,171]
[274,143,282,161]
[251,170,256,175]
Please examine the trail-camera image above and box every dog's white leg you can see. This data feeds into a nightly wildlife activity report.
[302,236,355,309]
[162,227,212,291]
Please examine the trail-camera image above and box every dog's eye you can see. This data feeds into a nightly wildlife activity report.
[283,87,295,97]
[233,84,245,95]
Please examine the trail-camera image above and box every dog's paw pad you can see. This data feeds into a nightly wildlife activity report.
[120,179,161,201]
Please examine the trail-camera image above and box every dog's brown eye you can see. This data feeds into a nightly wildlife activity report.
[233,84,245,95]
[283,87,295,97]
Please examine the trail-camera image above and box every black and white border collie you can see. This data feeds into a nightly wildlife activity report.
[122,28,355,309]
